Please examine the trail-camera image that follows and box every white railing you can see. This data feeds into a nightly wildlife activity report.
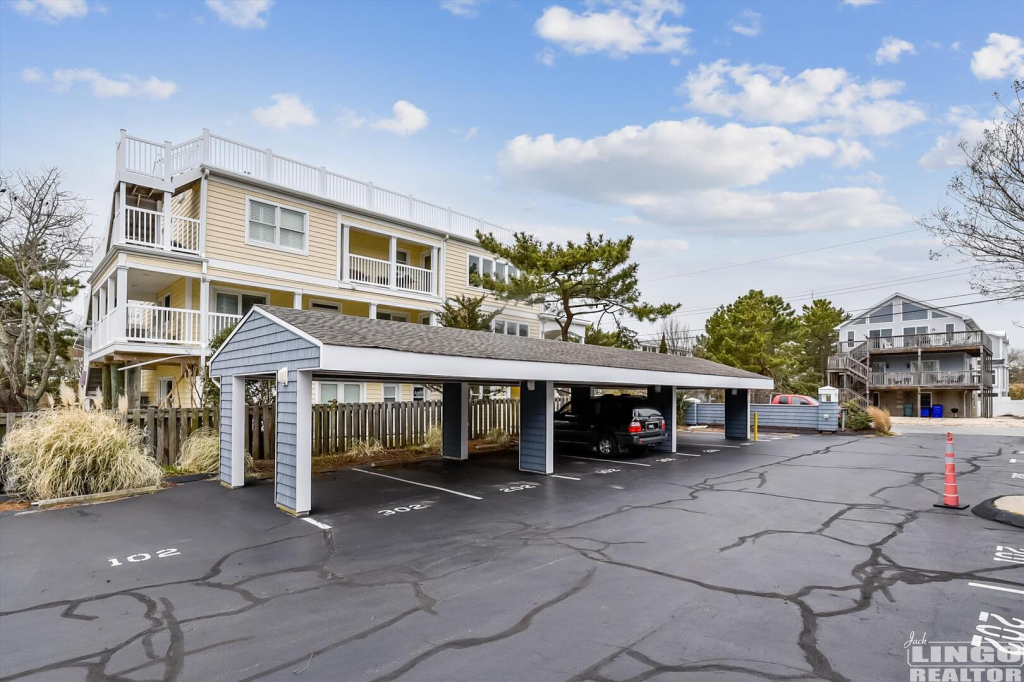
[123,206,163,246]
[208,312,242,338]
[126,303,201,344]
[869,370,993,387]
[349,254,391,287]
[119,129,515,245]
[170,216,200,253]
[396,263,433,294]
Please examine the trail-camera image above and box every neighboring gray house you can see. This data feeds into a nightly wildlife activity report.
[828,293,1004,418]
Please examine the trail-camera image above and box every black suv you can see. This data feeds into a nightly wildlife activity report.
[554,395,668,455]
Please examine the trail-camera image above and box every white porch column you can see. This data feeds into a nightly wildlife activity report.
[117,182,126,245]
[389,236,398,290]
[184,277,194,344]
[341,224,350,281]
[294,291,302,309]
[369,302,378,319]
[199,278,210,356]
[228,375,246,488]
[432,246,441,295]
[113,267,128,342]
[162,190,173,251]
[294,370,313,515]
[429,311,437,326]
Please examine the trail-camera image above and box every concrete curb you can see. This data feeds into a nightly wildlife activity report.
[972,496,1024,529]
[33,484,166,509]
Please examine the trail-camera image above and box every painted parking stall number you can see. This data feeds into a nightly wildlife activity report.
[596,468,620,475]
[378,504,429,516]
[993,546,1024,565]
[500,483,537,493]
[972,612,1024,656]
[107,548,179,567]
[655,458,674,463]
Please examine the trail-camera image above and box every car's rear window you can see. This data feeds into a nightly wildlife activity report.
[633,408,660,418]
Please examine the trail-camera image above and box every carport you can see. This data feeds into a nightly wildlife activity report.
[209,306,773,516]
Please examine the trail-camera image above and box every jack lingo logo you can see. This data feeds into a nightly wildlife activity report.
[905,631,1024,682]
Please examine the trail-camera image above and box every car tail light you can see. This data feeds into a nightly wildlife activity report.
[659,419,665,430]
[628,420,642,434]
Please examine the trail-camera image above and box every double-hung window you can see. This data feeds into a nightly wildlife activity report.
[319,382,361,404]
[247,199,307,254]
[491,319,530,337]
[382,384,399,403]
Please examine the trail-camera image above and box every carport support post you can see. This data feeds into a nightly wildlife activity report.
[274,369,312,516]
[223,375,245,488]
[647,385,677,453]
[519,380,553,474]
[442,382,468,460]
[725,388,750,440]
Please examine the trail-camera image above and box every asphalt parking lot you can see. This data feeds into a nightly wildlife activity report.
[1,430,1022,682]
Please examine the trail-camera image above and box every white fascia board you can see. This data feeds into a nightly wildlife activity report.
[207,307,323,370]
[320,344,773,390]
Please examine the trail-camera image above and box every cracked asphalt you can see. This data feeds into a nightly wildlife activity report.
[1,430,1022,682]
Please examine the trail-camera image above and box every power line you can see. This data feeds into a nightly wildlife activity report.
[640,228,923,284]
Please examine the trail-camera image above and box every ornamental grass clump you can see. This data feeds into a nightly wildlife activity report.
[346,438,385,461]
[420,425,442,454]
[483,428,513,448]
[175,427,254,476]
[1,407,162,500]
[865,406,893,436]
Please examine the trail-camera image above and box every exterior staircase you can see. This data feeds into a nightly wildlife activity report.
[827,341,869,409]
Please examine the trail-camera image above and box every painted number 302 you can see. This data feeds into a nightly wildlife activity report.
[378,504,428,516]
[107,549,180,567]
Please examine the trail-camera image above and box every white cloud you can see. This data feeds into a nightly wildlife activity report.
[679,60,926,137]
[11,0,88,22]
[843,0,880,5]
[337,108,366,131]
[728,9,761,38]
[464,126,479,140]
[250,93,317,129]
[925,40,942,49]
[633,238,689,259]
[498,117,905,235]
[370,100,429,136]
[206,0,271,29]
[535,0,692,59]
[874,37,915,65]
[499,118,836,198]
[918,107,994,170]
[611,214,645,225]
[970,33,1024,80]
[440,0,482,17]
[536,48,556,67]
[834,139,873,168]
[20,67,44,82]
[632,187,906,234]
[28,68,177,99]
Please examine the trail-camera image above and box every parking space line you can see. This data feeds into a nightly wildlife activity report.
[558,455,652,467]
[550,474,582,480]
[673,453,701,457]
[967,582,1024,596]
[351,468,483,500]
[679,443,742,448]
[302,517,332,530]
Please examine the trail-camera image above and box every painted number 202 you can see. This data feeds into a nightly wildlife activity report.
[107,549,180,567]
[378,504,428,516]
[500,484,536,493]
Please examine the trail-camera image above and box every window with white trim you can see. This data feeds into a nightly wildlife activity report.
[491,319,530,337]
[382,384,399,403]
[319,382,361,404]
[376,310,409,322]
[215,291,266,316]
[412,386,426,402]
[247,199,307,253]
[311,301,341,313]
[468,254,519,287]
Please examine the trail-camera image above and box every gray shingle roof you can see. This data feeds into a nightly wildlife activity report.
[259,305,766,381]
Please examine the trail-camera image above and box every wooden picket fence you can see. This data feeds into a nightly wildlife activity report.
[1,397,547,468]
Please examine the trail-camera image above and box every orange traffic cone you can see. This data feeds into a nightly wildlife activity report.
[934,432,969,510]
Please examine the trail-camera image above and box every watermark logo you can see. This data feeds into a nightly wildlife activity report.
[905,631,1023,681]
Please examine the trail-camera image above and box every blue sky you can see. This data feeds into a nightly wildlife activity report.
[2,0,1022,343]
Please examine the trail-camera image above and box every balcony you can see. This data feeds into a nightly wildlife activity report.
[112,205,201,256]
[868,370,995,388]
[864,330,990,353]
[91,302,241,352]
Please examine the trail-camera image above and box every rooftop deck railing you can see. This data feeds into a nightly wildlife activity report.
[117,129,514,245]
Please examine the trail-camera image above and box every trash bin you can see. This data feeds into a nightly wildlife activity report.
[921,407,932,418]
[932,404,943,419]
[903,403,913,417]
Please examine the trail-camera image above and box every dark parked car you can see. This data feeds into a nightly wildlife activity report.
[554,395,668,455]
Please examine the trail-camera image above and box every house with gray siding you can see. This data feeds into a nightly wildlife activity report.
[827,293,1004,418]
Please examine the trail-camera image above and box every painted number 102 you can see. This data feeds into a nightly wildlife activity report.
[107,549,180,567]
